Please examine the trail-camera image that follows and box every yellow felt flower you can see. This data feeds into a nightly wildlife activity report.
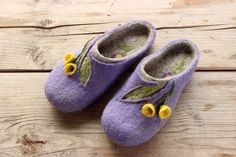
[158,105,171,119]
[64,63,77,76]
[64,53,76,65]
[141,103,156,117]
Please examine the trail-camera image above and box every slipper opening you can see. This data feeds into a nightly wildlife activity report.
[143,42,196,80]
[97,23,151,61]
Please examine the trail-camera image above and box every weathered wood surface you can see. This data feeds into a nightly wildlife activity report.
[0,0,236,157]
[0,72,236,157]
[0,0,236,70]
[1,28,236,71]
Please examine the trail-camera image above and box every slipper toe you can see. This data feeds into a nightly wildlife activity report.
[45,62,87,112]
[102,102,159,146]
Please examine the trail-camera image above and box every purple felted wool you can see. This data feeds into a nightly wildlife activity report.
[101,39,200,146]
[44,20,156,112]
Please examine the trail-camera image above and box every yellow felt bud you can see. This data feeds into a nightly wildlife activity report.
[64,53,76,65]
[141,103,156,118]
[159,105,171,119]
[64,63,77,76]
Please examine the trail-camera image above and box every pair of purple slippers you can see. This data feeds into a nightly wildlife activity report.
[45,20,200,146]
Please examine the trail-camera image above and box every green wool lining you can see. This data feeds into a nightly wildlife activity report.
[171,60,186,75]
[123,84,164,100]
[119,41,138,53]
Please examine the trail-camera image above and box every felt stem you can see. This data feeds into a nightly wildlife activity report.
[75,37,94,64]
[154,82,175,107]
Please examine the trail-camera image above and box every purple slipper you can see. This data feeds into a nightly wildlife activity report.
[44,20,156,112]
[101,39,200,146]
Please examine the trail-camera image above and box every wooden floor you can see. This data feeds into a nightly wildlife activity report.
[0,0,236,157]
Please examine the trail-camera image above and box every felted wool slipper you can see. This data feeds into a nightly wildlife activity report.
[44,20,156,112]
[101,39,200,146]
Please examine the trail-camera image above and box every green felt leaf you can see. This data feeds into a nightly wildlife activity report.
[79,55,92,85]
[123,84,164,100]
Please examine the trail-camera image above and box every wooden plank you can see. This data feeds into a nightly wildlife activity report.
[0,0,236,71]
[0,0,235,29]
[0,27,236,71]
[0,72,235,157]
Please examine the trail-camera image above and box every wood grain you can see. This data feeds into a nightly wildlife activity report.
[1,0,236,157]
[0,0,235,28]
[0,0,236,70]
[0,72,235,157]
[0,27,236,71]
